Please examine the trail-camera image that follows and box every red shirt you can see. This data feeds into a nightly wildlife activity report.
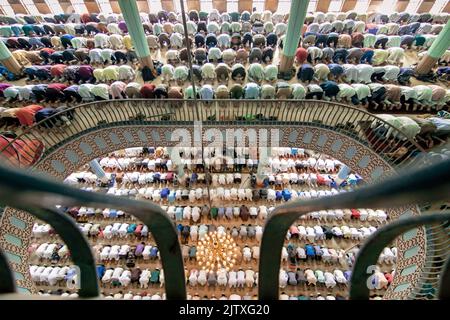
[40,48,55,55]
[50,64,66,77]
[15,105,43,126]
[351,209,361,219]
[296,47,308,63]
[48,83,68,91]
[316,174,326,185]
[140,84,156,98]
[385,273,393,283]
[81,13,92,24]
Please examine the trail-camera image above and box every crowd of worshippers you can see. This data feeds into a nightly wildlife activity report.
[0,11,449,130]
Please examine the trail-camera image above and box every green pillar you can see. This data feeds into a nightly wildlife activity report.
[279,0,309,79]
[0,41,22,75]
[416,20,450,75]
[118,0,154,71]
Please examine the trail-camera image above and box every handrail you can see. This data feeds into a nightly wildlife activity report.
[11,206,98,298]
[0,157,448,299]
[0,163,186,300]
[439,257,450,299]
[0,99,425,169]
[258,158,450,300]
[349,212,450,300]
[0,248,15,294]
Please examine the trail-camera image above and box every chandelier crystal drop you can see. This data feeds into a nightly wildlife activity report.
[197,231,239,273]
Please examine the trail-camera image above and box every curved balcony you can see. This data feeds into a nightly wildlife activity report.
[0,99,424,169]
[0,99,438,300]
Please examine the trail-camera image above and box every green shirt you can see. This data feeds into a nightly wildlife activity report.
[414,35,426,46]
[22,25,34,36]
[221,22,231,34]
[184,86,198,99]
[150,269,160,282]
[0,26,12,37]
[230,84,244,99]
[230,12,240,22]
[210,207,218,219]
[248,63,264,82]
[231,22,241,33]
[264,65,278,81]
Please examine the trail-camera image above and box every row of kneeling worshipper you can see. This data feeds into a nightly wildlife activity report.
[30,263,392,291]
[30,238,397,267]
[1,82,448,130]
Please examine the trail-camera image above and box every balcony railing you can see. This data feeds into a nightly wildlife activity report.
[0,157,448,300]
[0,99,424,170]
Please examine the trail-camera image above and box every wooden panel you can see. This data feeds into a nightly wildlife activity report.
[35,2,51,14]
[341,0,357,11]
[443,1,450,13]
[368,0,383,11]
[188,0,201,11]
[417,0,434,13]
[58,1,73,13]
[213,0,226,12]
[137,0,150,12]
[395,0,409,12]
[265,0,279,12]
[238,0,253,12]
[10,3,27,14]
[161,0,175,11]
[316,0,332,12]
[109,0,122,13]
[84,0,100,13]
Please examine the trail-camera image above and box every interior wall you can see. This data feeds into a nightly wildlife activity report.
[58,1,74,14]
[395,0,410,12]
[265,0,279,12]
[84,0,100,13]
[188,0,200,11]
[213,0,226,12]
[368,0,383,11]
[109,0,121,13]
[417,0,434,13]
[316,0,332,12]
[35,2,51,14]
[238,0,253,12]
[161,0,175,11]
[136,0,150,12]
[10,3,27,14]
[341,0,357,11]
[444,1,450,13]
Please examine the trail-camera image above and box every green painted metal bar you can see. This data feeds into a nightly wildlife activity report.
[350,212,450,300]
[258,159,450,300]
[0,40,12,60]
[282,0,309,57]
[117,0,151,59]
[0,164,187,300]
[0,249,16,294]
[438,257,450,299]
[427,20,450,60]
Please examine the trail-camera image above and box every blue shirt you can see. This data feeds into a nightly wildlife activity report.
[282,189,291,201]
[305,245,315,256]
[160,188,170,198]
[244,83,260,99]
[328,63,344,76]
[96,265,105,279]
[150,247,158,257]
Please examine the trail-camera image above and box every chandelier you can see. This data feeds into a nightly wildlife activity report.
[197,231,239,272]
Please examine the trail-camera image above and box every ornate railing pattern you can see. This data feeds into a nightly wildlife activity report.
[0,99,442,300]
[0,99,424,170]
